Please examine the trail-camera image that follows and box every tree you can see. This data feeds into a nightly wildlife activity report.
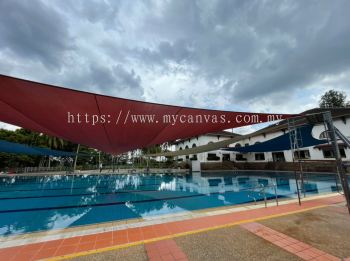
[319,90,349,108]
[42,135,65,149]
[141,145,162,155]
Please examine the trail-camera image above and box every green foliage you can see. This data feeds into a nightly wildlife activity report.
[142,145,162,154]
[319,90,349,108]
[0,128,174,170]
[42,135,64,149]
[0,152,38,169]
[0,128,75,168]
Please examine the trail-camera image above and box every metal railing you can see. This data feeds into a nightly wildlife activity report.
[1,166,65,174]
[247,183,279,208]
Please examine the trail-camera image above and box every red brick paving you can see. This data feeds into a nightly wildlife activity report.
[0,195,344,261]
[145,239,188,261]
[240,222,341,261]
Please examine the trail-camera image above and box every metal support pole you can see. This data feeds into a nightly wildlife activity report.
[117,157,119,173]
[98,151,101,169]
[323,111,350,214]
[298,159,306,198]
[294,168,302,206]
[288,118,302,206]
[112,155,115,173]
[146,156,150,173]
[73,144,80,172]
[274,183,279,206]
[335,165,340,193]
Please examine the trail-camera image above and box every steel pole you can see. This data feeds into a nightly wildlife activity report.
[323,111,350,214]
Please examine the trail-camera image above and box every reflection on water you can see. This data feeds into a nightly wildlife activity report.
[0,171,341,236]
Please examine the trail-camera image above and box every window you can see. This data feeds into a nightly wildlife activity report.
[185,146,189,159]
[244,143,249,147]
[319,131,328,140]
[323,148,346,158]
[191,144,197,160]
[236,154,247,161]
[255,153,265,161]
[190,155,198,160]
[235,143,241,148]
[207,153,220,161]
[294,150,310,159]
[222,153,230,161]
[272,152,285,162]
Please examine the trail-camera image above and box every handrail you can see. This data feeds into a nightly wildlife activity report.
[246,183,279,208]
[334,127,350,147]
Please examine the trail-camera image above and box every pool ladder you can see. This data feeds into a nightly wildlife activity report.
[247,183,279,208]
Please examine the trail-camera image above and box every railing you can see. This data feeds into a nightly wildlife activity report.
[247,183,279,208]
[1,166,65,174]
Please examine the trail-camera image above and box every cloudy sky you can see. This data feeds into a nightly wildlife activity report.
[1,0,350,132]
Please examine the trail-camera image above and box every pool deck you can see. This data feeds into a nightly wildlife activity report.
[0,168,188,177]
[0,193,347,261]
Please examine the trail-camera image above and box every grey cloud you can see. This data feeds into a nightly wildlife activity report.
[89,64,116,89]
[135,0,350,101]
[233,1,350,100]
[88,64,141,91]
[112,65,141,90]
[0,0,73,69]
[54,0,122,31]
[1,0,350,110]
[62,63,142,98]
[0,59,13,75]
[133,39,194,67]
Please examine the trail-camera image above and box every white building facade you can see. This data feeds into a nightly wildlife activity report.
[174,132,240,163]
[174,112,350,163]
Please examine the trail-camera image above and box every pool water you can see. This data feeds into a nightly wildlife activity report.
[0,171,342,236]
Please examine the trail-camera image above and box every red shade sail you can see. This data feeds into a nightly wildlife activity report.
[0,75,296,154]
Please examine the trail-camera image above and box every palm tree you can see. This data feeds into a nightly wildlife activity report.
[42,135,65,168]
[42,135,65,149]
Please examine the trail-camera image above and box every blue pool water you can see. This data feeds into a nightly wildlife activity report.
[0,171,342,236]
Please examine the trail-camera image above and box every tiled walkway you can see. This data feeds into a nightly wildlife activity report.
[145,239,188,261]
[0,195,344,261]
[241,222,341,261]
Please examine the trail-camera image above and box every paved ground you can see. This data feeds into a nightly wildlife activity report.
[260,203,350,259]
[71,245,147,261]
[68,202,350,261]
[70,227,302,261]
[175,226,301,261]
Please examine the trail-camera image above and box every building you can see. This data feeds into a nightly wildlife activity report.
[173,108,350,163]
[173,131,241,162]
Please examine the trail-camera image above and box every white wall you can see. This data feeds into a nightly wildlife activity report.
[174,116,350,163]
[175,135,233,163]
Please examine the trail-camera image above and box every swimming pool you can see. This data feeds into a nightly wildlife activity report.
[0,171,342,236]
